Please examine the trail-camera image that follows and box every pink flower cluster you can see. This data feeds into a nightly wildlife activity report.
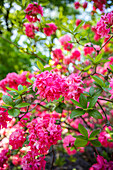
[33,71,67,101]
[74,1,88,9]
[110,77,113,98]
[25,2,43,22]
[0,71,35,91]
[98,128,113,148]
[0,108,11,129]
[33,71,83,101]
[24,23,39,38]
[21,151,46,170]
[63,135,76,155]
[0,149,9,169]
[84,43,100,56]
[93,11,113,39]
[43,23,57,36]
[92,0,106,12]
[9,129,26,149]
[59,34,73,51]
[65,73,83,100]
[24,2,43,38]
[90,155,113,170]
[27,117,62,155]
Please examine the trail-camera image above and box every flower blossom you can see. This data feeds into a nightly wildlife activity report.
[25,2,43,22]
[27,117,62,155]
[90,155,113,170]
[9,129,26,149]
[63,135,76,155]
[21,151,46,170]
[43,23,57,36]
[59,34,73,51]
[0,108,11,129]
[74,2,80,9]
[24,23,39,38]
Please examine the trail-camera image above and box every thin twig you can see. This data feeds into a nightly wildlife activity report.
[0,35,47,63]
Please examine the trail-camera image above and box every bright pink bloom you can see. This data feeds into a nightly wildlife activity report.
[27,117,62,155]
[83,2,88,9]
[99,130,113,148]
[90,155,113,170]
[76,19,82,26]
[74,2,80,9]
[0,108,11,129]
[52,49,64,60]
[21,151,46,170]
[0,149,9,169]
[70,49,81,61]
[59,35,73,51]
[9,129,26,149]
[33,71,67,101]
[25,2,43,22]
[63,135,76,155]
[92,0,106,12]
[24,23,39,38]
[43,23,57,36]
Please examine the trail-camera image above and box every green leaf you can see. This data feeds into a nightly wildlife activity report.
[74,138,88,147]
[89,87,95,96]
[89,129,100,138]
[95,53,103,63]
[6,87,19,93]
[90,140,101,147]
[78,124,88,138]
[109,64,113,71]
[8,109,20,117]
[74,21,84,32]
[74,135,86,139]
[16,103,30,108]
[83,65,91,71]
[86,55,95,63]
[79,94,87,108]
[88,109,102,119]
[70,109,85,119]
[90,75,105,87]
[55,107,63,113]
[37,60,44,71]
[0,92,3,98]
[18,85,23,91]
[88,96,98,108]
[70,99,82,108]
[2,95,13,105]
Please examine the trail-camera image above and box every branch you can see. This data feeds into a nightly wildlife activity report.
[0,35,47,63]
[99,35,113,52]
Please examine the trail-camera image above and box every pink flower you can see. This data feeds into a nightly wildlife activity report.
[24,23,39,38]
[9,129,26,149]
[99,129,113,148]
[27,117,62,155]
[33,71,67,102]
[83,2,88,9]
[75,19,82,26]
[21,151,46,170]
[43,23,57,36]
[0,149,9,168]
[74,2,80,9]
[52,49,64,60]
[70,49,81,61]
[0,108,11,129]
[25,2,43,22]
[90,155,113,170]
[59,35,73,51]
[63,135,76,155]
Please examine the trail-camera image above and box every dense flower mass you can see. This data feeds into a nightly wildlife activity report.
[43,23,57,36]
[0,149,9,169]
[33,71,67,101]
[0,108,11,129]
[27,117,62,155]
[94,11,113,38]
[21,151,46,170]
[9,129,26,149]
[0,72,35,91]
[33,71,83,101]
[24,23,39,38]
[25,2,43,22]
[90,155,113,170]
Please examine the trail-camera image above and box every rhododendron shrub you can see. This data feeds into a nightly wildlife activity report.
[0,0,113,170]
